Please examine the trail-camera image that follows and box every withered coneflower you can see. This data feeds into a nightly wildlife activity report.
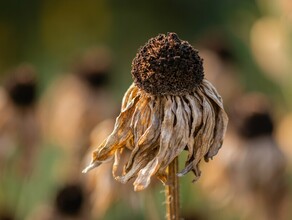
[83,33,228,219]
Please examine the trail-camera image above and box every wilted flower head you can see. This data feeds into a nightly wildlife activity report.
[83,33,228,191]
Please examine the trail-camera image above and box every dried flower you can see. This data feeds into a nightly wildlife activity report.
[83,33,228,191]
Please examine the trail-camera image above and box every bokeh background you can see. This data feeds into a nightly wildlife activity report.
[0,0,292,219]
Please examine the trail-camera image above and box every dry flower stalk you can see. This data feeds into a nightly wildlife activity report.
[165,157,179,220]
[83,33,228,219]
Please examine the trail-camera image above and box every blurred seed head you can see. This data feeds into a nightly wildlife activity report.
[55,183,84,216]
[4,64,37,107]
[239,112,274,139]
[74,47,112,88]
[230,93,274,139]
[198,32,236,63]
[0,211,14,220]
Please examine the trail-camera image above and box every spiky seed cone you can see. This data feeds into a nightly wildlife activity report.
[131,32,204,96]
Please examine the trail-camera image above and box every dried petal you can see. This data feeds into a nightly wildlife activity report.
[201,80,228,159]
[178,91,216,178]
[133,97,175,190]
[84,79,228,190]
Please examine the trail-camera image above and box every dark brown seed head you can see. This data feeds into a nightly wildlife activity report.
[131,32,204,96]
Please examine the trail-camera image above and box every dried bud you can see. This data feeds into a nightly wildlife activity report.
[131,32,204,96]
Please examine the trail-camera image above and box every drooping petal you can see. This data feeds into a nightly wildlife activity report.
[201,80,223,108]
[125,97,161,173]
[159,96,190,170]
[84,79,228,190]
[83,92,140,173]
[201,80,228,159]
[193,90,216,161]
[96,95,139,159]
[121,83,139,111]
[184,93,203,160]
[112,148,123,178]
[136,97,162,148]
[178,90,216,179]
[115,97,161,183]
[130,95,152,149]
[117,145,158,184]
[133,96,176,191]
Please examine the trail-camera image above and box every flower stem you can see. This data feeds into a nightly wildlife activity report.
[165,157,180,220]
